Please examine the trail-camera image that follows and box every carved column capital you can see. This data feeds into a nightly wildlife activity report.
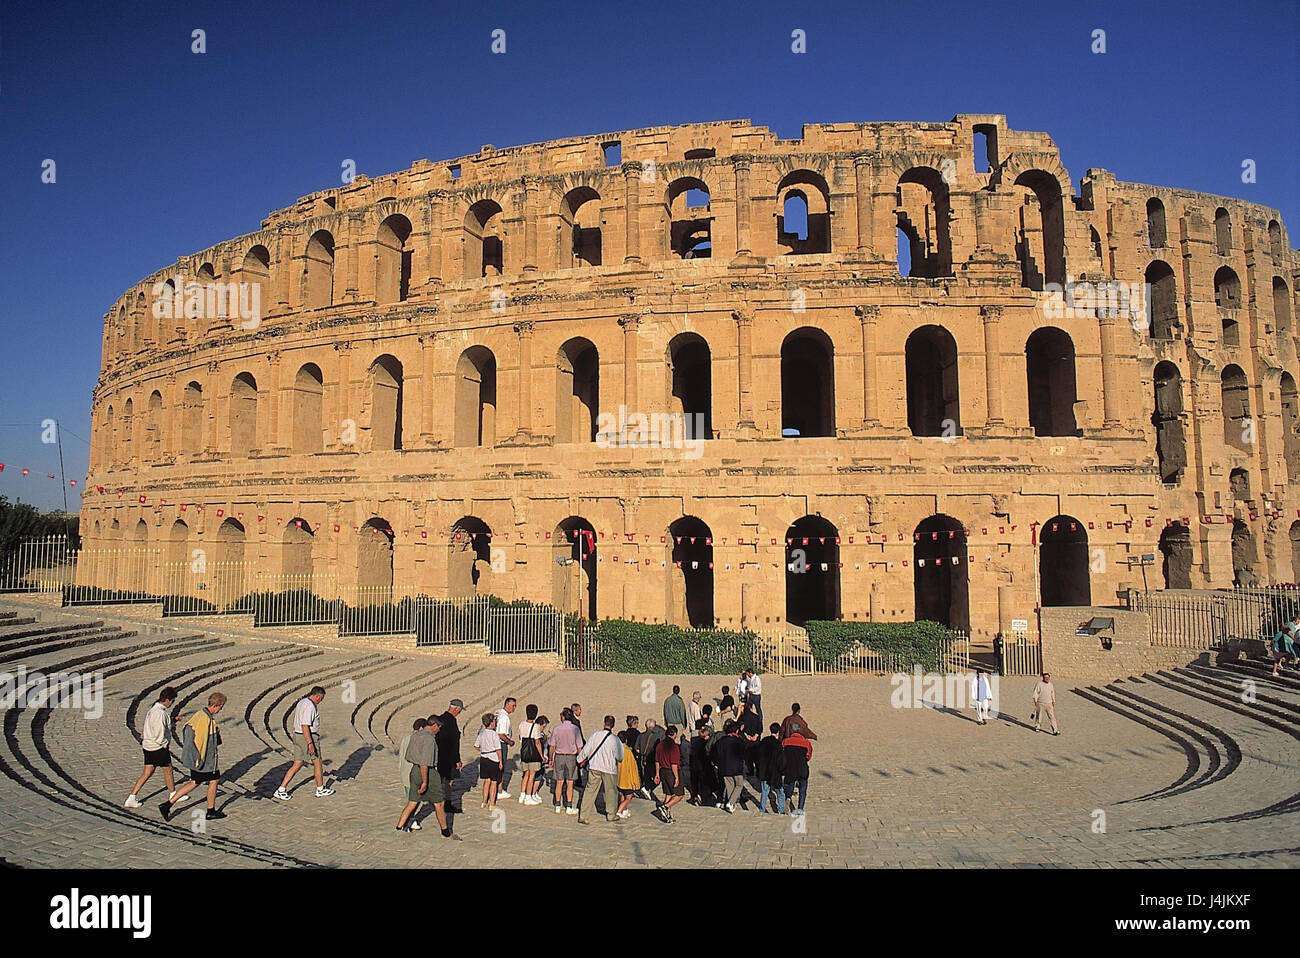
[618,313,644,331]
[855,305,881,324]
[620,161,644,179]
[513,320,536,337]
[731,308,753,327]
[980,304,1004,323]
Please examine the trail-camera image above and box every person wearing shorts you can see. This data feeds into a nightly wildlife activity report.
[397,716,458,839]
[516,705,546,805]
[125,687,183,810]
[653,725,685,823]
[474,712,503,809]
[548,708,582,814]
[162,692,227,822]
[274,686,334,801]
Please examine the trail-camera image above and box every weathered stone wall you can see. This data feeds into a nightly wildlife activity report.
[80,116,1300,641]
[1039,606,1212,680]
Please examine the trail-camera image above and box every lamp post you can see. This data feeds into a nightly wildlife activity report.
[1125,553,1156,594]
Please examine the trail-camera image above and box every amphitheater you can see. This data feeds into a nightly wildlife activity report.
[80,115,1299,643]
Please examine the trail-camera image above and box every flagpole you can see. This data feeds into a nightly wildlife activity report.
[56,419,68,513]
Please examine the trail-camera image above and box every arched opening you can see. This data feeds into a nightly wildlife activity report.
[1152,361,1187,485]
[1025,327,1079,437]
[562,187,602,268]
[1214,208,1232,256]
[1281,372,1300,482]
[375,214,413,304]
[1214,267,1241,310]
[552,517,597,620]
[780,328,835,438]
[1014,170,1066,289]
[1146,261,1178,340]
[304,230,335,309]
[368,354,403,451]
[357,518,394,594]
[1290,521,1300,583]
[181,383,203,456]
[1231,519,1258,588]
[464,200,505,278]
[132,291,146,352]
[1228,467,1250,501]
[103,404,115,466]
[155,280,175,344]
[906,325,962,436]
[555,338,599,444]
[292,364,324,454]
[913,515,970,632]
[241,245,271,306]
[454,347,497,447]
[669,517,714,628]
[785,516,840,626]
[1159,525,1193,589]
[283,518,314,579]
[1146,197,1167,248]
[1274,278,1292,337]
[448,516,491,597]
[229,372,258,456]
[167,519,189,569]
[1039,516,1090,606]
[216,517,246,568]
[896,167,952,277]
[1269,220,1284,262]
[1220,364,1251,453]
[666,177,712,259]
[121,398,134,457]
[1090,225,1104,261]
[146,390,164,458]
[776,171,831,255]
[668,333,712,440]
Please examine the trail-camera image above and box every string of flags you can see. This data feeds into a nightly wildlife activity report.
[0,463,76,485]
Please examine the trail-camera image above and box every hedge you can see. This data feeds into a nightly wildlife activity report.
[804,619,956,672]
[581,619,759,674]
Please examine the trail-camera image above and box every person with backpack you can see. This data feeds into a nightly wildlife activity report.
[161,692,227,822]
[756,722,786,814]
[516,704,547,805]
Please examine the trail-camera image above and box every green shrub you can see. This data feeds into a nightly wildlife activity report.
[580,619,759,674]
[804,620,956,672]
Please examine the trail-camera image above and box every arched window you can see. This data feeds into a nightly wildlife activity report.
[448,516,491,597]
[1220,364,1251,453]
[241,245,271,306]
[283,518,314,580]
[1281,372,1300,482]
[368,355,403,451]
[304,230,335,309]
[776,171,831,255]
[292,364,324,454]
[1039,516,1090,606]
[455,347,497,447]
[1231,519,1258,588]
[166,519,190,568]
[896,168,952,277]
[562,188,602,268]
[1025,327,1079,437]
[780,328,835,438]
[121,398,134,456]
[1145,261,1178,340]
[668,333,712,441]
[1214,267,1241,310]
[666,178,712,259]
[464,200,505,278]
[1269,220,1284,262]
[1214,207,1232,256]
[230,372,258,456]
[1275,277,1292,337]
[905,326,961,437]
[785,515,840,626]
[668,517,713,627]
[155,280,175,344]
[357,518,394,595]
[555,338,599,443]
[147,390,164,458]
[1014,170,1066,289]
[216,518,246,567]
[1146,197,1167,248]
[375,214,413,304]
[1090,226,1104,260]
[1152,362,1186,485]
[913,515,970,632]
[104,404,115,467]
[553,517,598,620]
[1159,525,1192,589]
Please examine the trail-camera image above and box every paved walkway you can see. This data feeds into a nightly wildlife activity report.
[1,598,1297,868]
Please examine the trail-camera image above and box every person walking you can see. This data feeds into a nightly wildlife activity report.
[516,704,546,805]
[576,714,624,824]
[548,707,583,815]
[688,722,716,806]
[161,692,227,822]
[495,697,517,798]
[274,685,334,800]
[715,720,749,812]
[1032,672,1059,735]
[717,686,736,724]
[779,703,817,741]
[970,670,992,725]
[653,725,685,823]
[614,729,641,820]
[663,685,687,733]
[688,691,703,734]
[125,686,185,810]
[781,721,813,813]
[395,717,459,838]
[756,723,786,814]
[435,698,465,813]
[746,671,763,724]
[636,718,664,802]
[474,712,503,809]
[570,703,587,790]
[739,700,762,776]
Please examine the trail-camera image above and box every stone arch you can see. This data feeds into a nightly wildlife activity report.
[357,517,394,593]
[216,517,246,567]
[1274,277,1291,337]
[103,403,115,466]
[553,516,597,620]
[896,167,952,277]
[368,354,403,451]
[146,389,165,457]
[448,516,492,597]
[561,187,602,268]
[669,516,714,628]
[464,199,505,278]
[1013,169,1066,289]
[1282,372,1300,482]
[155,279,175,345]
[166,519,190,589]
[666,177,712,259]
[1269,220,1284,261]
[781,327,835,438]
[1220,364,1252,453]
[1153,361,1187,485]
[785,515,840,626]
[1090,225,1103,260]
[1214,207,1232,256]
[1159,525,1193,589]
[1040,515,1091,606]
[454,346,497,447]
[180,382,203,456]
[1146,260,1179,340]
[241,244,271,301]
[292,364,324,454]
[121,397,135,457]
[375,213,413,304]
[776,169,831,255]
[1025,327,1079,437]
[1231,519,1258,588]
[1146,197,1167,248]
[913,515,970,632]
[283,518,314,579]
[1214,266,1241,310]
[555,338,599,444]
[906,325,962,437]
[229,371,258,456]
[132,290,147,352]
[668,332,712,440]
[304,230,335,309]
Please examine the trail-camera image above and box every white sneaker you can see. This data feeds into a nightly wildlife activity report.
[315,786,335,797]
[124,795,141,808]
[273,788,291,801]
[617,809,631,819]
[172,792,190,807]
[499,791,511,799]
[565,806,578,815]
[409,819,422,830]
[555,805,564,814]
[518,793,527,804]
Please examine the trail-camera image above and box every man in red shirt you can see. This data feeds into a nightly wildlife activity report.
[652,725,685,824]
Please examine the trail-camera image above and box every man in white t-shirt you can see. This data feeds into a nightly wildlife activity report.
[746,671,763,724]
[274,685,334,800]
[495,697,517,798]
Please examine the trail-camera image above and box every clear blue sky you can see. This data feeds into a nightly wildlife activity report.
[1,0,1296,513]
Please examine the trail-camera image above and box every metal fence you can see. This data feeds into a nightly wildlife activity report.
[1129,587,1297,648]
[1000,638,1044,675]
[0,535,78,593]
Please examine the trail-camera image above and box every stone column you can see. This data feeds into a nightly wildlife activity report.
[733,155,753,256]
[856,305,880,425]
[981,305,1005,426]
[334,342,353,451]
[275,231,292,314]
[973,191,993,250]
[265,350,281,450]
[205,360,222,455]
[733,308,756,431]
[619,313,642,410]
[514,320,535,439]
[523,177,540,272]
[345,214,363,303]
[425,192,444,287]
[419,334,438,445]
[622,162,643,265]
[1098,308,1121,428]
[854,154,874,253]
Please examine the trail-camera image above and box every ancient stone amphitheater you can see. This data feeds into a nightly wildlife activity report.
[83,116,1299,641]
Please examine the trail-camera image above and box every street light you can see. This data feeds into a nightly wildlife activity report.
[1125,553,1156,593]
